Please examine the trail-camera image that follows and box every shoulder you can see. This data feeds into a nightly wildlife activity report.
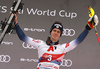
[32,39,45,44]
[59,43,70,48]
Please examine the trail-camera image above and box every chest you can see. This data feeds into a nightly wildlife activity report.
[38,44,64,54]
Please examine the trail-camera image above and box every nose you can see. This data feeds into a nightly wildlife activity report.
[54,31,59,35]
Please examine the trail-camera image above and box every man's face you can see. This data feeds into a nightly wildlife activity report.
[50,28,61,42]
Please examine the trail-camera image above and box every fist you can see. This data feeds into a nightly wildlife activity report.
[88,15,99,28]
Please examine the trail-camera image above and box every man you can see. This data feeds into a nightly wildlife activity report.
[14,14,99,69]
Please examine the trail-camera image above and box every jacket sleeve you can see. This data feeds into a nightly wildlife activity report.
[15,23,41,49]
[63,28,89,53]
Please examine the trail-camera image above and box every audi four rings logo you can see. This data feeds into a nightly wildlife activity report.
[60,59,72,67]
[0,55,11,63]
[62,28,75,36]
[22,42,36,49]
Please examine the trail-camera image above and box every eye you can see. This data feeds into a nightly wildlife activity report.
[53,29,56,32]
[57,31,60,34]
[57,31,60,33]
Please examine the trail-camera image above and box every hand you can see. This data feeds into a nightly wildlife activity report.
[86,15,99,30]
[88,15,99,28]
[93,15,99,26]
[13,14,18,24]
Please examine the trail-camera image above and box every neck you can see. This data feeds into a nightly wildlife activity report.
[46,37,59,45]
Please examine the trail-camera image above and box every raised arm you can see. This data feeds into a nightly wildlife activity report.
[64,15,99,53]
[14,15,41,49]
